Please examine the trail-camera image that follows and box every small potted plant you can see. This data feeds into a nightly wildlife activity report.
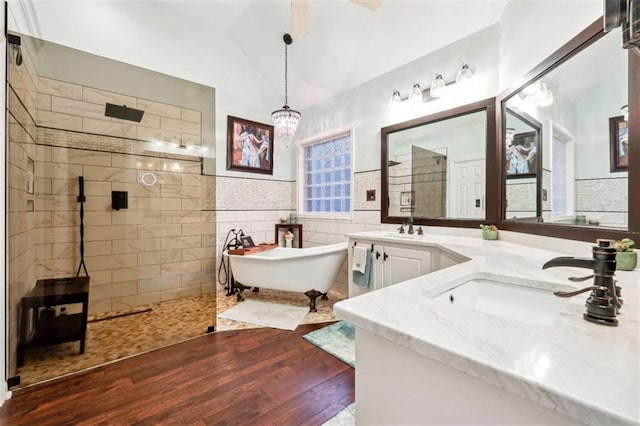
[612,238,637,271]
[480,224,498,240]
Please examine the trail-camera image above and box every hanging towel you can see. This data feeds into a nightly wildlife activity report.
[352,245,368,273]
[353,249,373,288]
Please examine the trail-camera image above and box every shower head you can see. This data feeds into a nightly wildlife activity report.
[104,103,145,122]
[7,34,23,66]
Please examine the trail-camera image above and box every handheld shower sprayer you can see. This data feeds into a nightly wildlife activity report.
[218,227,247,295]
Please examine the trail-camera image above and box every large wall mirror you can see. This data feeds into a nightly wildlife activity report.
[500,20,639,241]
[381,98,496,225]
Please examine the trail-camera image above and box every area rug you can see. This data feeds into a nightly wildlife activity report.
[322,403,355,426]
[303,321,355,367]
[217,300,309,331]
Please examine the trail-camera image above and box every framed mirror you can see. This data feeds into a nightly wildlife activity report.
[381,98,496,225]
[498,19,640,241]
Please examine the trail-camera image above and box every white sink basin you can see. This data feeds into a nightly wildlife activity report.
[433,277,570,326]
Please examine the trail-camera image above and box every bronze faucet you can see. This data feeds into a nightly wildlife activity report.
[407,217,414,235]
[542,239,621,326]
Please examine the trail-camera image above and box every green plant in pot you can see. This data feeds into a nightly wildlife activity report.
[612,238,637,271]
[480,224,498,240]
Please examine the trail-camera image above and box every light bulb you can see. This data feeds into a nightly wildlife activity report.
[430,74,446,98]
[621,104,629,121]
[410,83,422,102]
[534,83,553,107]
[455,63,473,88]
[390,90,402,103]
[537,89,554,107]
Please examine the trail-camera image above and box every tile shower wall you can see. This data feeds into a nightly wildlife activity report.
[388,154,411,217]
[36,77,203,147]
[411,147,446,218]
[34,146,215,314]
[7,40,215,374]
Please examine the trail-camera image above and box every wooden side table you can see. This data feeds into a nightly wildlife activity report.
[18,276,90,367]
[275,223,303,248]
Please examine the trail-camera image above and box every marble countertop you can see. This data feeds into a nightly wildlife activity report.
[334,231,640,426]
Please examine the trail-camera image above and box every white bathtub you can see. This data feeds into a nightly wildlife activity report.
[227,242,348,311]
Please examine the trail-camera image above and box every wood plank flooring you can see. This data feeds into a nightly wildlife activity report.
[0,323,355,425]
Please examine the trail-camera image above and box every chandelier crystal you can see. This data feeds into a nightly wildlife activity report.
[272,33,301,147]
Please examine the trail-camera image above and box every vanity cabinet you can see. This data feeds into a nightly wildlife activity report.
[379,245,431,288]
[348,238,440,297]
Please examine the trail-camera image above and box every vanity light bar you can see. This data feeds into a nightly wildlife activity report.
[390,63,474,105]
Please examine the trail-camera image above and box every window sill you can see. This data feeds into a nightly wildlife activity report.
[297,212,353,221]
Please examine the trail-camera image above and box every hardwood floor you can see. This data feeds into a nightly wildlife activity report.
[0,323,355,425]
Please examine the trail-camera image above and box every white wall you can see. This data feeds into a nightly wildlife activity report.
[296,25,500,175]
[576,77,628,179]
[498,1,602,92]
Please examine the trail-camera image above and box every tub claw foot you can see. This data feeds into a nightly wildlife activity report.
[321,293,328,301]
[304,290,323,312]
[252,287,260,293]
[236,292,245,302]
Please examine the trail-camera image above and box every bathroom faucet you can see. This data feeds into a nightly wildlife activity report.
[407,217,414,235]
[542,239,621,326]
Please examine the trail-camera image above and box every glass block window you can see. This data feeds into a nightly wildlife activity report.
[301,133,352,214]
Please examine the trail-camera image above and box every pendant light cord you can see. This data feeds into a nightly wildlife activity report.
[284,41,289,107]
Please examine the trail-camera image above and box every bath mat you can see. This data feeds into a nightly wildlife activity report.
[303,321,355,368]
[322,403,355,426]
[217,300,309,331]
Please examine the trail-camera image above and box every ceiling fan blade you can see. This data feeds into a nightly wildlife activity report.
[350,0,383,11]
[291,0,308,39]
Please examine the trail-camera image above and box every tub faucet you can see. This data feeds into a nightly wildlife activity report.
[542,239,621,326]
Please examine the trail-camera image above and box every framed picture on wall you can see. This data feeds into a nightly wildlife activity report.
[227,115,274,175]
[609,115,628,172]
[505,131,538,179]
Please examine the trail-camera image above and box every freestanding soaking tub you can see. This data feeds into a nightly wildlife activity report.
[227,242,348,312]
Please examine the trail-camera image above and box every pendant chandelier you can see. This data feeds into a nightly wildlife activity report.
[272,33,301,147]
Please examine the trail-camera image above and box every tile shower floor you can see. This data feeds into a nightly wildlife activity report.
[15,289,345,388]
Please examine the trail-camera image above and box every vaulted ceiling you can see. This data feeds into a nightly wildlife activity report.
[10,0,508,109]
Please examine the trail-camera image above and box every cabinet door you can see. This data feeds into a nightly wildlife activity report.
[382,246,431,287]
